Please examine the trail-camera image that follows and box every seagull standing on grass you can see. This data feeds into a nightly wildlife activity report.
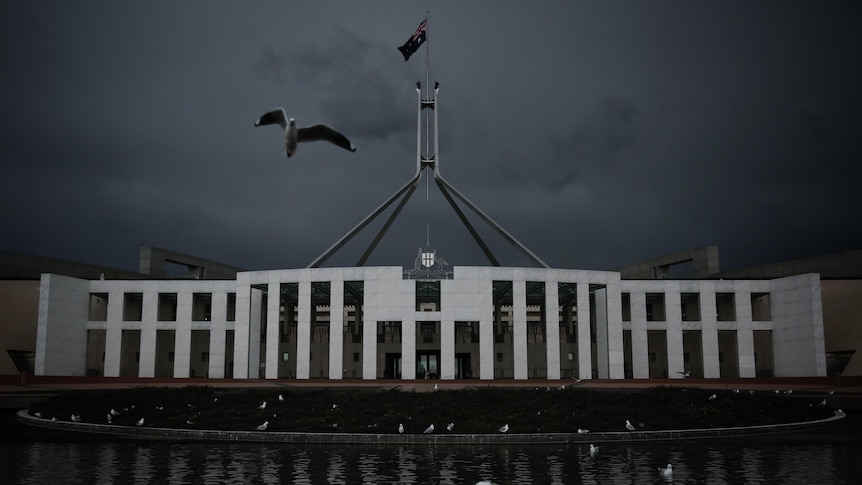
[254,108,357,158]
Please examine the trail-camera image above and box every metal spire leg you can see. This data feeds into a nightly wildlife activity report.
[434,175,500,266]
[356,175,422,266]
[308,172,422,268]
[434,173,549,268]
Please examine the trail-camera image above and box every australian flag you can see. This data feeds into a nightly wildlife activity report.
[397,19,427,61]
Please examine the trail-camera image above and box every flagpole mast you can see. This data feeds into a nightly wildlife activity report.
[424,10,431,203]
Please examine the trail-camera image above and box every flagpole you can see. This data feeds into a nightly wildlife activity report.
[424,10,431,203]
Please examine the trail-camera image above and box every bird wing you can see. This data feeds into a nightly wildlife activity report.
[297,124,356,152]
[255,108,288,130]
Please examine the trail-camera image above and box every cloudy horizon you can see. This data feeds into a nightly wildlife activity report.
[2,1,860,274]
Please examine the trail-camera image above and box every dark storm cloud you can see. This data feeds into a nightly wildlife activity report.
[2,1,861,273]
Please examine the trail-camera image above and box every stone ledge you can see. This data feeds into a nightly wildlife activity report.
[16,410,847,444]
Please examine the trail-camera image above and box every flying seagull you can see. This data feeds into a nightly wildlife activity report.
[498,424,509,433]
[254,108,356,157]
[423,424,435,434]
[677,370,691,378]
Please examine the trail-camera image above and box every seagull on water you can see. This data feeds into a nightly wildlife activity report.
[732,389,740,394]
[819,399,827,406]
[71,414,81,422]
[498,424,509,433]
[828,390,835,395]
[784,390,793,395]
[590,444,599,457]
[577,428,590,434]
[625,420,635,431]
[257,401,267,410]
[658,464,673,479]
[447,422,455,431]
[423,424,435,434]
[398,423,404,434]
[257,421,268,431]
[136,417,145,426]
[254,108,356,158]
[106,413,112,423]
[110,408,120,416]
[278,394,285,402]
[708,394,717,401]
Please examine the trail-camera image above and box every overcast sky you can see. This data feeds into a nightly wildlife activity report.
[2,1,861,274]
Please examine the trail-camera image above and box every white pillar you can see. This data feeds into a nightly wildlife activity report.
[605,278,625,379]
[735,286,756,378]
[629,291,649,378]
[208,292,227,379]
[173,291,192,378]
[329,279,344,380]
[296,281,311,379]
[594,287,609,379]
[264,282,280,379]
[402,319,416,380]
[577,282,592,379]
[441,319,455,380]
[138,290,157,378]
[545,283,561,380]
[103,290,124,377]
[665,288,685,378]
[232,280,251,379]
[700,289,720,378]
[512,279,528,379]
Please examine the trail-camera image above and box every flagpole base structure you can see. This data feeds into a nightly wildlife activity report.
[308,17,547,269]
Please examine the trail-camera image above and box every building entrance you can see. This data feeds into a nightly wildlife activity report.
[384,353,402,379]
[417,351,439,379]
[455,352,472,379]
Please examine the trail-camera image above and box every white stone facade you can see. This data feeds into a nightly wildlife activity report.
[35,267,827,380]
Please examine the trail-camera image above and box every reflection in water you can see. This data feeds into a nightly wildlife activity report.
[3,440,862,484]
